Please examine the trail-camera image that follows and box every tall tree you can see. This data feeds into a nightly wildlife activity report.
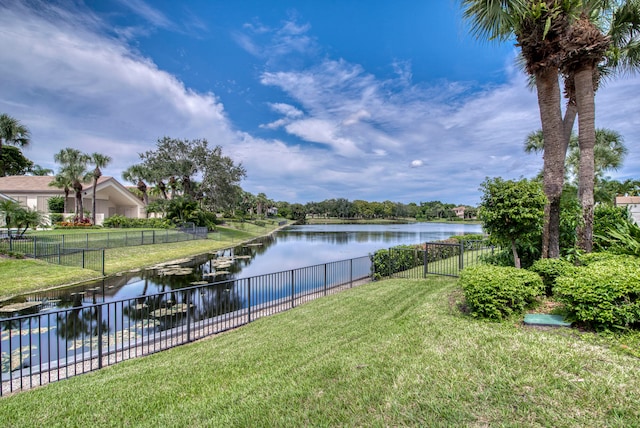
[560,0,640,252]
[0,146,33,176]
[525,128,627,181]
[49,173,73,214]
[123,164,151,205]
[463,0,571,258]
[479,177,547,268]
[53,148,91,221]
[0,113,30,176]
[89,152,112,225]
[29,164,53,176]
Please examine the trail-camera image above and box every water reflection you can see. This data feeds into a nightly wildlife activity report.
[2,223,481,315]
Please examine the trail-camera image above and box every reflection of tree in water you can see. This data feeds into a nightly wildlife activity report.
[56,301,108,341]
[194,282,243,320]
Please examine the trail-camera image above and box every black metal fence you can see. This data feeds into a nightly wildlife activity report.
[371,240,496,279]
[0,228,208,273]
[1,255,372,395]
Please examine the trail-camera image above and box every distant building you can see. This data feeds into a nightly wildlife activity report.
[0,175,146,225]
[452,206,466,219]
[615,196,640,224]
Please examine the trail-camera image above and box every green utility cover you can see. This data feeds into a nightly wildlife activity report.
[523,314,571,327]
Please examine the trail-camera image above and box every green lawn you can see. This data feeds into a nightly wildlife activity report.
[2,277,639,426]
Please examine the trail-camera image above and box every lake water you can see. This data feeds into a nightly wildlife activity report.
[6,222,483,309]
[1,222,482,376]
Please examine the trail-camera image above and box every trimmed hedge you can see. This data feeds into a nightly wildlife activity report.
[459,264,544,321]
[529,258,577,296]
[554,255,640,329]
[102,215,174,229]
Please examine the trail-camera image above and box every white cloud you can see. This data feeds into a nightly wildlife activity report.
[1,2,639,207]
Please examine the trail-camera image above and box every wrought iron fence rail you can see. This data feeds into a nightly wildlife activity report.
[1,243,489,395]
[1,256,371,395]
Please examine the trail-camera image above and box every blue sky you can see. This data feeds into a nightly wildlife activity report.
[1,0,638,205]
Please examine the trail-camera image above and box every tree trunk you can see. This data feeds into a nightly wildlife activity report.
[575,67,596,252]
[536,68,566,259]
[511,238,521,269]
[92,179,98,225]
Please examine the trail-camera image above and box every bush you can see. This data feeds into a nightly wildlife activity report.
[370,245,423,280]
[593,205,632,251]
[102,215,174,229]
[529,258,577,296]
[459,264,544,321]
[47,196,65,214]
[49,213,64,224]
[554,255,640,329]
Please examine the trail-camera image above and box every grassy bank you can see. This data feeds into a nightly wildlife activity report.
[0,221,285,299]
[2,277,639,426]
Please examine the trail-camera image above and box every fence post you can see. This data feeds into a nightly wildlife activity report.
[102,249,105,276]
[423,243,427,278]
[152,230,156,245]
[350,258,353,288]
[247,278,251,323]
[82,250,86,269]
[291,270,295,308]
[425,244,429,276]
[97,304,103,369]
[186,292,191,342]
[33,236,37,258]
[324,264,327,296]
[459,242,464,272]
[58,244,61,265]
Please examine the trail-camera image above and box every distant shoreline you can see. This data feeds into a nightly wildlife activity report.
[304,217,481,225]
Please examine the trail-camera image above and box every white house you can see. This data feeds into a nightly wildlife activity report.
[615,196,640,224]
[0,175,146,225]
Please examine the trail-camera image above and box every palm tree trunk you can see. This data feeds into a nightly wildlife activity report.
[92,179,98,225]
[575,67,596,252]
[536,67,566,259]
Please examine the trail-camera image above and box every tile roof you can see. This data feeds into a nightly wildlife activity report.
[615,196,640,205]
[0,175,111,193]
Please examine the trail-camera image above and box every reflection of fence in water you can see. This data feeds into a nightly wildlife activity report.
[1,255,372,395]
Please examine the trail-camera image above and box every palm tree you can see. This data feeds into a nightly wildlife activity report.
[89,152,112,225]
[561,1,640,252]
[49,173,73,214]
[463,0,571,258]
[525,128,627,182]
[0,113,30,176]
[53,148,91,222]
[123,164,151,206]
[29,164,53,176]
[0,199,21,229]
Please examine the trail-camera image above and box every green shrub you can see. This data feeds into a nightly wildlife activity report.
[554,255,640,329]
[47,196,65,214]
[593,205,632,251]
[529,258,577,296]
[459,265,544,321]
[49,213,64,224]
[102,215,174,229]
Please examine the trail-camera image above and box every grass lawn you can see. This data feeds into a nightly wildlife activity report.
[2,277,639,426]
[0,221,286,298]
[0,258,100,300]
